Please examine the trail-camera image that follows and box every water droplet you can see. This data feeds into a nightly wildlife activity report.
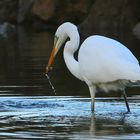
[45,74,56,95]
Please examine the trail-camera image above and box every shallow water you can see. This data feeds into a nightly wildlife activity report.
[0,26,140,139]
[0,96,140,139]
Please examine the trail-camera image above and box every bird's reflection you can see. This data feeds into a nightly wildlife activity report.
[89,111,134,137]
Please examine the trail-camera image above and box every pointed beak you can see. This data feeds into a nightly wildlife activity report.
[45,36,58,73]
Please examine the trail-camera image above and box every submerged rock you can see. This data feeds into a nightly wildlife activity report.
[0,0,17,22]
[133,23,140,39]
[18,0,92,26]
[80,0,136,38]
[18,0,34,23]
[0,22,16,38]
[31,0,55,21]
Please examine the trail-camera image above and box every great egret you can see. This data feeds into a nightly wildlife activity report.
[46,22,140,112]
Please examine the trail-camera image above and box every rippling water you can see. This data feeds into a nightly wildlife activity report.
[0,96,140,139]
[0,26,140,139]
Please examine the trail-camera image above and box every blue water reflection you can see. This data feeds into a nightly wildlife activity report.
[0,96,139,139]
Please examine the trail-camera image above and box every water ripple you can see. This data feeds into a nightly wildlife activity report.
[0,96,139,139]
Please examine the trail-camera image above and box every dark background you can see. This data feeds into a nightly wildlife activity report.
[0,0,140,97]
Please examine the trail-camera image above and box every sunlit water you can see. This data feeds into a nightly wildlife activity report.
[0,26,140,139]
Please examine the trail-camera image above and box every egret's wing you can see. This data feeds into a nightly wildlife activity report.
[79,35,140,82]
[111,40,139,65]
[96,36,140,81]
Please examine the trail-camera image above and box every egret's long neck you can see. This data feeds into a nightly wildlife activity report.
[63,31,83,81]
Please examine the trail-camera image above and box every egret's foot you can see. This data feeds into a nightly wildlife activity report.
[127,108,130,113]
[126,110,131,114]
[124,98,130,112]
[123,111,131,116]
[126,106,130,113]
[91,109,94,113]
[91,106,94,112]
[88,85,96,112]
[122,89,130,112]
[91,102,94,112]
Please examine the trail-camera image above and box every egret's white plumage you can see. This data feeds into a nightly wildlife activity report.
[46,22,140,112]
[79,35,140,83]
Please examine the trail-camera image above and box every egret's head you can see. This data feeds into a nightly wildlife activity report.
[46,22,77,73]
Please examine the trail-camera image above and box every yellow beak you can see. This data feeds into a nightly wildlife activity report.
[46,47,56,73]
[45,36,58,73]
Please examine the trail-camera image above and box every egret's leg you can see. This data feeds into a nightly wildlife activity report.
[122,89,130,112]
[88,86,96,112]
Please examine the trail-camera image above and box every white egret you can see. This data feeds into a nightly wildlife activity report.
[46,22,140,112]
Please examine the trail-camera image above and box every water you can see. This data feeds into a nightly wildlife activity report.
[0,96,140,139]
[45,74,56,95]
[0,26,140,139]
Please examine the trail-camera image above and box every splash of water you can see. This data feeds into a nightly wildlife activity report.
[45,74,56,95]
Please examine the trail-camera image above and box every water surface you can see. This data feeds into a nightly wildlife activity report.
[0,26,140,139]
[0,96,140,139]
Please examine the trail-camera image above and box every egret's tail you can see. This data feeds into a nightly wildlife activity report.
[121,63,140,82]
[127,65,140,82]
